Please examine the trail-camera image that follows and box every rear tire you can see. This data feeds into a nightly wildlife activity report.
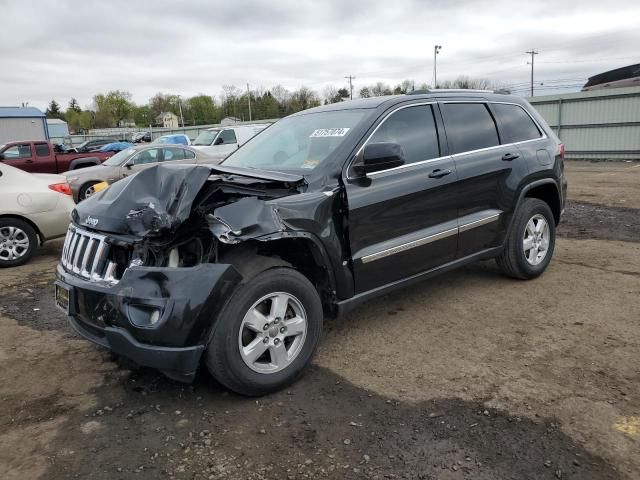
[0,218,37,268]
[496,198,556,279]
[205,268,323,396]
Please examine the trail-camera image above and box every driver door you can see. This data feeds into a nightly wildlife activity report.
[345,103,459,294]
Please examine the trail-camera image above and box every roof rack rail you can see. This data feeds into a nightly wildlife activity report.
[406,88,512,95]
[406,89,431,95]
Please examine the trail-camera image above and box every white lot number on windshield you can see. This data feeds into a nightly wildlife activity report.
[309,128,350,138]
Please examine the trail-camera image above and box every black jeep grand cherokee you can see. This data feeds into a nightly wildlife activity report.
[55,90,566,396]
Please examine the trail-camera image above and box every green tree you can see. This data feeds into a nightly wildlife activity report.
[68,98,81,113]
[359,86,371,98]
[93,90,134,127]
[187,95,219,125]
[45,100,63,119]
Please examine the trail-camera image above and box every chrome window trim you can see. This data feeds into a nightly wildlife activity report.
[347,100,547,178]
[346,101,437,180]
[361,211,501,263]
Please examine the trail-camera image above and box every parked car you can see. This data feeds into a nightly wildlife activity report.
[75,138,118,153]
[99,142,134,153]
[55,90,566,395]
[62,144,219,201]
[0,163,74,267]
[0,140,113,174]
[132,131,151,143]
[192,124,270,157]
[154,134,190,145]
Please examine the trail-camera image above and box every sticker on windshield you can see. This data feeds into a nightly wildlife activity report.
[309,128,350,138]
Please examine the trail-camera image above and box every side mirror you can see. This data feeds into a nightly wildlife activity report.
[125,161,132,169]
[214,137,224,146]
[354,142,405,176]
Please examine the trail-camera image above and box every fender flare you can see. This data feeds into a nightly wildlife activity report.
[69,156,101,170]
[505,178,561,240]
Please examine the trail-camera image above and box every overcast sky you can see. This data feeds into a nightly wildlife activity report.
[1,0,639,111]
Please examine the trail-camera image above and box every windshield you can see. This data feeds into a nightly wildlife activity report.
[193,130,220,146]
[103,148,135,166]
[222,110,366,171]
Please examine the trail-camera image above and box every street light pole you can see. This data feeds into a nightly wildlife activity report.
[344,75,356,100]
[246,83,252,122]
[525,49,539,97]
[433,45,442,88]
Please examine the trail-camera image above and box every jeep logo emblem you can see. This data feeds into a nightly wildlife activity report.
[85,216,99,227]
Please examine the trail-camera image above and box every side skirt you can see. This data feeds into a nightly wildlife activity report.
[336,246,503,317]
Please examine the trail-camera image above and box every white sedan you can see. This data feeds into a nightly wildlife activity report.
[0,162,75,267]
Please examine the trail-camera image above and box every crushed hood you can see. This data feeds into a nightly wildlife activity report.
[73,164,212,236]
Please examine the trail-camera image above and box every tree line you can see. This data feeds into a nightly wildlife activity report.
[44,76,501,132]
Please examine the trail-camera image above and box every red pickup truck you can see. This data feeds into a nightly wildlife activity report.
[0,140,113,174]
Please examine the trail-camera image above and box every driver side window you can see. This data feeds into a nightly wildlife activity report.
[131,148,160,165]
[218,129,237,144]
[369,105,440,164]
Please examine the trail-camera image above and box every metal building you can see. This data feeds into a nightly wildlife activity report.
[0,106,48,144]
[528,86,640,160]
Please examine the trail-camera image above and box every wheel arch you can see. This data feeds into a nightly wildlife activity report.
[219,234,339,316]
[0,214,44,244]
[69,157,101,170]
[522,180,561,225]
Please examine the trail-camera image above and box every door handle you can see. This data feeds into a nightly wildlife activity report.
[428,168,452,179]
[502,152,520,161]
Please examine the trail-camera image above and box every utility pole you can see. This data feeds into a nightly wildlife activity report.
[525,49,539,97]
[177,95,185,128]
[433,45,442,88]
[246,83,252,122]
[344,75,356,100]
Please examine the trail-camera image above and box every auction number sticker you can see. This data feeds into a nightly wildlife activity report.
[310,128,350,137]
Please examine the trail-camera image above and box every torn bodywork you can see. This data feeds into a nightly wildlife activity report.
[60,164,351,381]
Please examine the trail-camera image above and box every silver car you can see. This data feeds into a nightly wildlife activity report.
[63,144,222,202]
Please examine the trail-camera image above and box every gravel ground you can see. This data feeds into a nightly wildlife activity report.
[1,161,638,479]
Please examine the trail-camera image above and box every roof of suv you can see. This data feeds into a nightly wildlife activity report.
[297,90,527,115]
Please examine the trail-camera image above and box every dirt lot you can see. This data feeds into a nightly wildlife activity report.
[1,160,639,480]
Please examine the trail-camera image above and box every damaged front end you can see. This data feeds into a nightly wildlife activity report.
[56,163,344,381]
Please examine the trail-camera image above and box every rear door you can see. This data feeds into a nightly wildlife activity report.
[33,142,57,173]
[0,143,36,172]
[345,103,459,294]
[440,101,527,258]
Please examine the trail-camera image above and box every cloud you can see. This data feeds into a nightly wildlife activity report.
[0,0,638,109]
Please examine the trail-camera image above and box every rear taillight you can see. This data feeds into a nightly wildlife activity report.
[49,183,72,195]
[558,143,565,159]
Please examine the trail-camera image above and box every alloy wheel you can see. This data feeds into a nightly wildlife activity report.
[238,292,308,374]
[523,214,550,266]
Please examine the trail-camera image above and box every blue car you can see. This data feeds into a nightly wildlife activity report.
[153,134,191,145]
[99,142,134,153]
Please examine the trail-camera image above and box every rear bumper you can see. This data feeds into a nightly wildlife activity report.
[56,262,241,382]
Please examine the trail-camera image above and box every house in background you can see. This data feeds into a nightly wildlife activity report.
[155,112,179,128]
[47,118,70,138]
[0,106,48,144]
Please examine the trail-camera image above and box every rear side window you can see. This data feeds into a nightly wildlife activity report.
[369,105,440,165]
[219,129,237,144]
[35,143,50,156]
[441,103,499,154]
[184,149,196,159]
[491,103,542,143]
[162,147,185,161]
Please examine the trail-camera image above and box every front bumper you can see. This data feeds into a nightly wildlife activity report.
[56,262,241,382]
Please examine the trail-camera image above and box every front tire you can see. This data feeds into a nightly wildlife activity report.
[0,218,37,268]
[78,181,98,201]
[496,198,556,279]
[205,268,323,396]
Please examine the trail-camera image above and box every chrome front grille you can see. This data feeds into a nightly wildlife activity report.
[61,226,118,284]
